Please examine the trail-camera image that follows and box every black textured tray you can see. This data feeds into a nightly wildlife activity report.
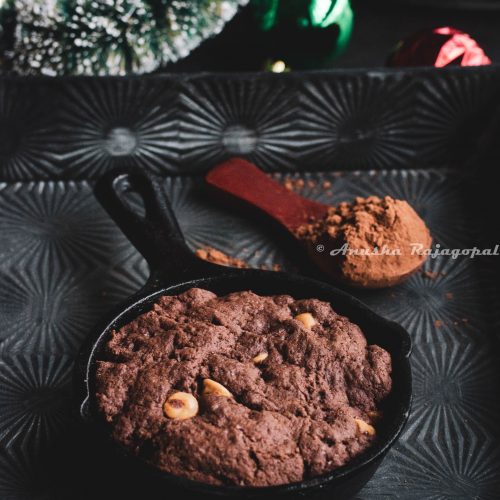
[0,68,500,499]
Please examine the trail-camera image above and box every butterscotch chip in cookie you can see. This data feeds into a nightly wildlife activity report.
[294,312,316,329]
[354,418,376,436]
[252,352,268,364]
[163,392,198,420]
[203,379,232,398]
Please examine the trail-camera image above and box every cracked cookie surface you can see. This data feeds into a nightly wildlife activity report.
[96,288,392,486]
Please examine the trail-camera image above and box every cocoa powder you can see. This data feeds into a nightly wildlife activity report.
[196,247,283,271]
[296,196,432,288]
[195,246,248,268]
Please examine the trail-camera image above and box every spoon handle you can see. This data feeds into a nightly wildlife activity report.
[205,158,329,233]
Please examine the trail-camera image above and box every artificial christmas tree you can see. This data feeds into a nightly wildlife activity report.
[0,0,249,75]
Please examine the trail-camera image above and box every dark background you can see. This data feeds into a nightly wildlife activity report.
[169,0,500,71]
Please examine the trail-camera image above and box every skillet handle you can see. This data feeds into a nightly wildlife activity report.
[94,167,222,289]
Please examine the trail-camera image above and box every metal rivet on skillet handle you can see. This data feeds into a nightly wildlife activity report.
[76,165,412,500]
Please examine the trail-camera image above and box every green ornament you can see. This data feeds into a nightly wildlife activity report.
[309,0,353,52]
[252,0,353,57]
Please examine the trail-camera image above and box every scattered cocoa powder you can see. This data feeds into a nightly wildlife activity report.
[196,247,283,272]
[295,196,432,288]
[423,270,438,280]
[195,247,248,268]
[261,263,282,271]
[283,177,305,192]
[284,177,331,192]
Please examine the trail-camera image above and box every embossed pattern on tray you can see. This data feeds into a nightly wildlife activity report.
[0,168,499,499]
[1,67,500,181]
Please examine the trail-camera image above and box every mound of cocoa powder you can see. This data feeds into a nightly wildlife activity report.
[296,196,432,288]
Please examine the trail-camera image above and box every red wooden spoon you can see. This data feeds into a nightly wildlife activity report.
[205,157,330,235]
[205,157,432,288]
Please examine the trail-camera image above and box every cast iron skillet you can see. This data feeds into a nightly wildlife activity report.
[78,166,412,500]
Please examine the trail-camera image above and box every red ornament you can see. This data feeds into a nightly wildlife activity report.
[388,27,491,68]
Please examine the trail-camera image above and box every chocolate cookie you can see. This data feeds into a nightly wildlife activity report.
[95,288,392,487]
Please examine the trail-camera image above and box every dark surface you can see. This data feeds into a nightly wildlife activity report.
[166,1,500,72]
[0,70,500,498]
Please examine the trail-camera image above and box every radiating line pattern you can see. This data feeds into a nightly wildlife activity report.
[0,81,60,180]
[179,77,301,171]
[108,174,297,277]
[0,182,135,269]
[102,256,149,305]
[1,69,499,180]
[297,74,416,170]
[377,438,499,499]
[57,79,180,178]
[405,340,500,442]
[478,259,500,342]
[0,266,110,354]
[354,255,492,343]
[0,446,52,500]
[358,437,500,499]
[162,176,294,270]
[0,355,74,449]
[416,71,499,166]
